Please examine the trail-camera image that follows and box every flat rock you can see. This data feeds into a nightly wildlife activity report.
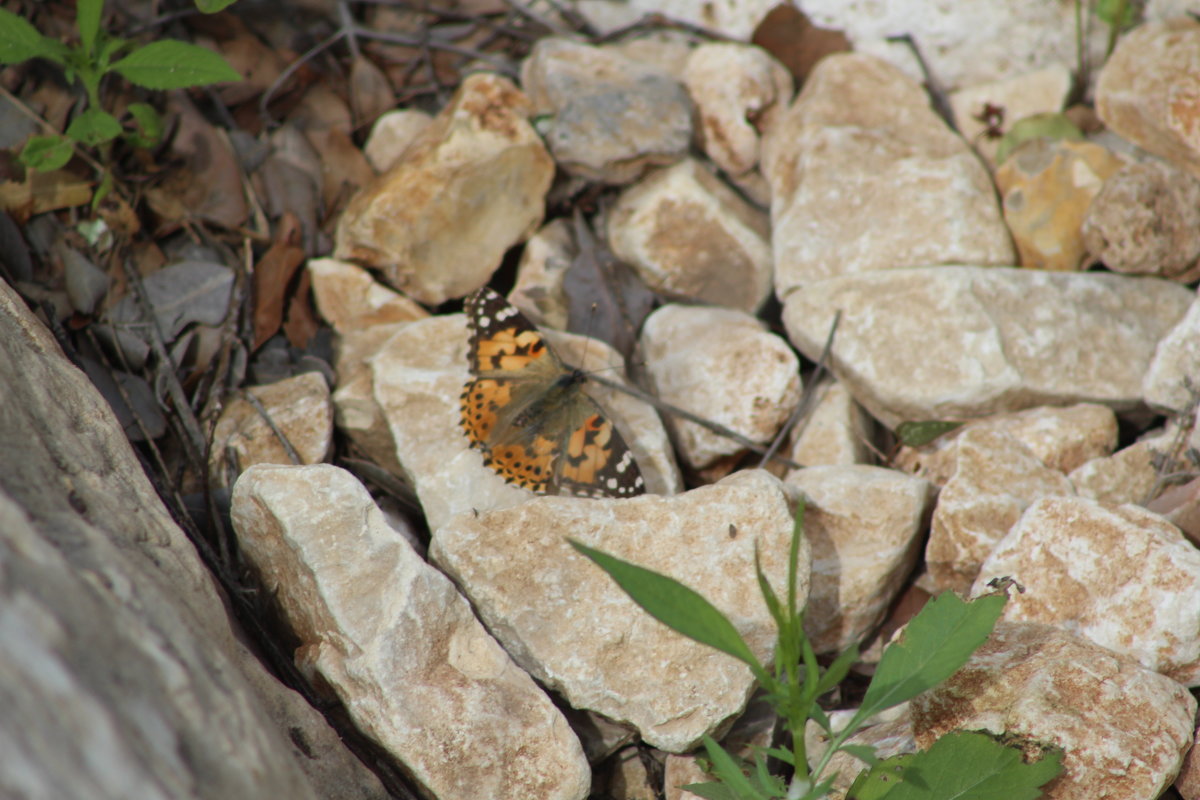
[608,159,774,312]
[781,267,1194,428]
[912,621,1195,800]
[762,54,1014,296]
[1144,291,1200,412]
[430,470,801,752]
[638,304,800,468]
[334,73,553,304]
[231,465,590,800]
[1096,17,1200,180]
[1067,428,1176,505]
[975,496,1200,686]
[786,465,933,654]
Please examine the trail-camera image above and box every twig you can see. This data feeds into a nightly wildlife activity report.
[243,390,303,464]
[0,84,108,175]
[885,34,957,132]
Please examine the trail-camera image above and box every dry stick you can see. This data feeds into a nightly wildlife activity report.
[885,33,957,133]
[758,310,842,470]
[587,373,804,471]
[0,85,108,176]
[243,391,304,464]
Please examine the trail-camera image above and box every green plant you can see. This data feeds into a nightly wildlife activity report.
[0,0,240,176]
[571,505,1062,799]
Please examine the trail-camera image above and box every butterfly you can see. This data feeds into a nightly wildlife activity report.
[460,287,646,498]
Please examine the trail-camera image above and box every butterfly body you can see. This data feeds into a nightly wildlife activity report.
[460,288,645,498]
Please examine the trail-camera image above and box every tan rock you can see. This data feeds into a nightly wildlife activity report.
[781,267,1194,428]
[1068,427,1178,505]
[663,755,710,800]
[307,257,427,335]
[1176,721,1200,799]
[1144,293,1200,412]
[638,305,800,469]
[509,218,575,330]
[949,65,1073,168]
[606,746,657,800]
[231,465,590,800]
[334,73,554,304]
[431,471,801,753]
[975,496,1200,685]
[786,466,934,654]
[1145,475,1200,547]
[788,378,873,469]
[926,427,1075,595]
[608,159,773,312]
[895,403,1118,487]
[362,108,432,172]
[994,139,1126,271]
[912,621,1195,800]
[521,38,692,184]
[762,54,1014,296]
[1096,17,1200,180]
[209,372,334,488]
[331,314,681,531]
[682,43,793,176]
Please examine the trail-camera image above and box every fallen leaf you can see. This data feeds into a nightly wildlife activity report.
[252,212,306,350]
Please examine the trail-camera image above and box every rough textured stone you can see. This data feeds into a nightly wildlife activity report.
[788,378,872,469]
[509,218,575,330]
[781,267,1194,428]
[0,279,385,800]
[1067,429,1175,505]
[232,465,590,800]
[913,621,1196,800]
[334,73,554,304]
[608,159,773,312]
[1083,160,1200,280]
[975,496,1200,685]
[1096,17,1200,180]
[307,257,428,334]
[1144,292,1200,412]
[682,43,793,176]
[521,38,692,184]
[994,139,1126,271]
[430,471,801,752]
[638,304,800,468]
[949,65,1073,167]
[361,108,432,172]
[926,427,1075,595]
[786,466,933,654]
[569,0,777,41]
[763,54,1014,296]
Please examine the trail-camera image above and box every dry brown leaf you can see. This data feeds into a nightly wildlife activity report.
[350,54,396,131]
[282,267,319,349]
[752,4,850,86]
[0,169,92,218]
[252,212,306,350]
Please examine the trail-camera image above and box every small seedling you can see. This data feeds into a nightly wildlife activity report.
[571,504,1062,799]
[0,0,240,186]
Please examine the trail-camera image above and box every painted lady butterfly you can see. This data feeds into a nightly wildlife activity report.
[460,287,646,498]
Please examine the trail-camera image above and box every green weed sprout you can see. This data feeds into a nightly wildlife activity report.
[0,0,240,180]
[571,503,1062,799]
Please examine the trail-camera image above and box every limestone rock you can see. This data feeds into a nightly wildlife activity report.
[912,621,1195,800]
[781,267,1194,428]
[949,65,1073,168]
[209,371,334,488]
[334,73,554,304]
[638,305,800,469]
[762,54,1014,296]
[1146,475,1200,547]
[682,43,793,176]
[925,427,1075,595]
[331,314,681,531]
[1144,292,1200,412]
[509,218,575,330]
[521,38,692,184]
[1068,430,1174,505]
[231,464,590,800]
[786,466,934,654]
[975,496,1200,685]
[994,139,1125,272]
[1096,17,1200,180]
[307,258,428,334]
[1083,159,1200,280]
[608,159,773,312]
[430,471,801,752]
[362,108,432,172]
[0,278,385,800]
[788,379,872,469]
[569,0,776,42]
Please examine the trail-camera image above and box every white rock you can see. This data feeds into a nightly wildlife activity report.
[683,43,793,176]
[430,470,802,752]
[786,466,934,654]
[788,378,873,469]
[763,54,1014,296]
[926,427,1075,595]
[362,109,433,172]
[1144,291,1200,412]
[781,267,1194,429]
[331,314,680,531]
[567,0,777,40]
[975,496,1200,686]
[608,159,774,312]
[231,465,590,800]
[334,74,553,304]
[638,304,800,469]
[949,64,1073,168]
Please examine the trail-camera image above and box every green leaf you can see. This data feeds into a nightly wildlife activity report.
[19,135,74,171]
[755,543,786,630]
[994,112,1084,165]
[195,0,241,11]
[882,732,1062,800]
[679,781,739,800]
[570,541,765,675]
[846,753,913,800]
[858,593,1005,722]
[1094,0,1135,28]
[895,420,963,447]
[76,0,103,55]
[125,102,163,147]
[110,40,240,89]
[700,736,771,800]
[64,107,122,146]
[97,35,130,70]
[815,643,859,696]
[0,8,65,64]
